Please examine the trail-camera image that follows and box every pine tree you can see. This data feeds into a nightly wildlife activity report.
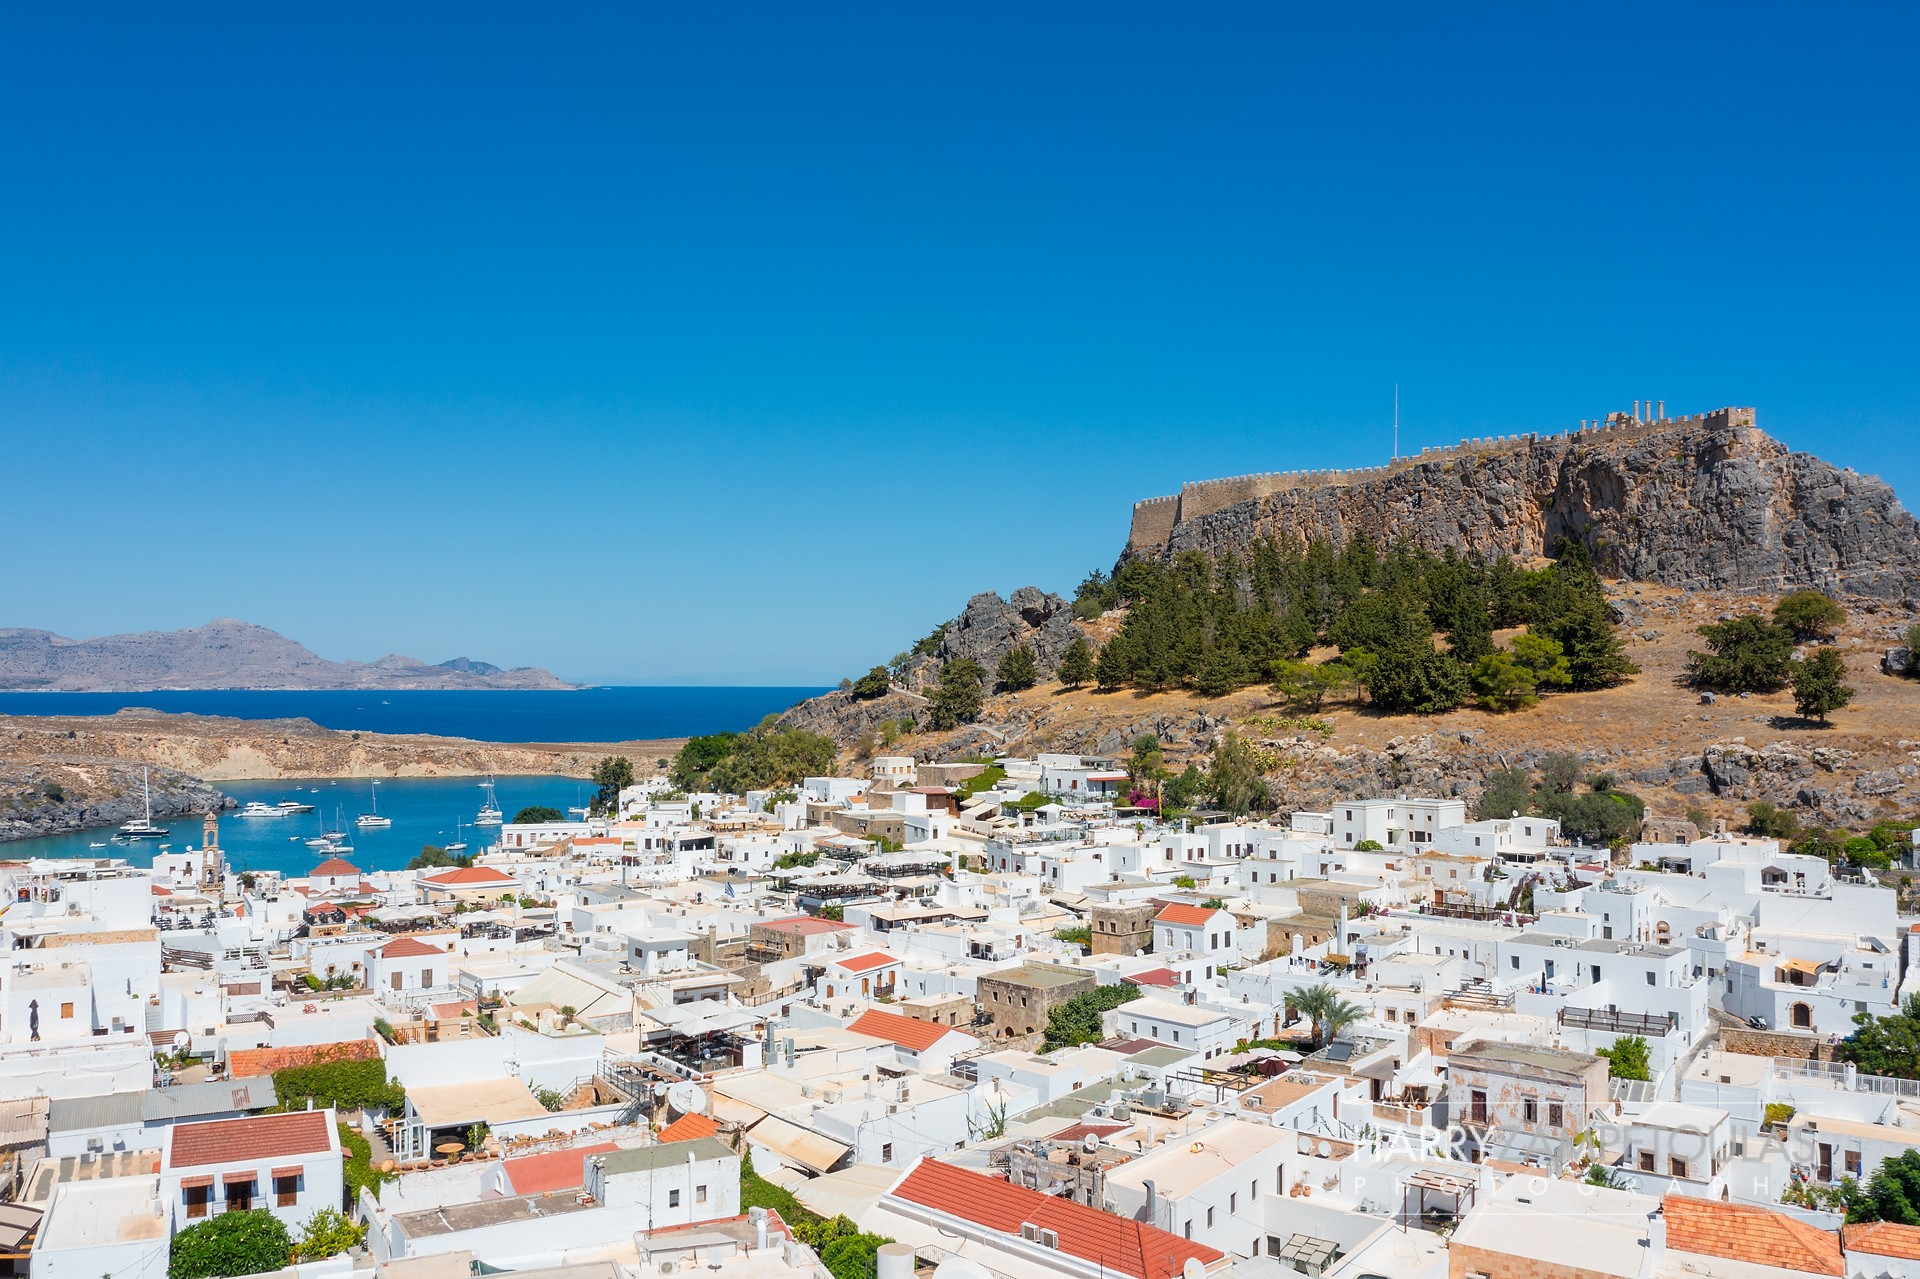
[995,645,1038,692]
[1056,635,1094,687]
[1791,647,1855,723]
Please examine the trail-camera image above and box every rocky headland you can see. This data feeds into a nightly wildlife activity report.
[0,709,683,841]
[0,618,576,691]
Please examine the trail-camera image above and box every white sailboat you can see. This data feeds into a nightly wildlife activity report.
[355,780,392,830]
[118,767,170,839]
[444,817,469,856]
[474,778,504,827]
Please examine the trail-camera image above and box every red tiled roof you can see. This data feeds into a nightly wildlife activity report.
[420,865,518,886]
[1125,967,1181,988]
[380,936,444,959]
[227,1039,381,1078]
[1052,1121,1127,1143]
[759,916,854,936]
[151,885,171,896]
[310,857,362,877]
[659,1113,720,1143]
[846,1008,961,1054]
[1664,1194,1841,1276]
[889,1157,1222,1279]
[501,1141,621,1195]
[169,1110,335,1169]
[1844,1221,1920,1260]
[1154,904,1220,927]
[834,952,900,973]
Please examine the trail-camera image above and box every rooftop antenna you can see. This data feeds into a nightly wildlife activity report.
[1392,384,1400,460]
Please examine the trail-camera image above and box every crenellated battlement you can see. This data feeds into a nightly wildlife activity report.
[1128,405,1758,548]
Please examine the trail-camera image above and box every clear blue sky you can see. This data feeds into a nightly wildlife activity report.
[4,5,1916,685]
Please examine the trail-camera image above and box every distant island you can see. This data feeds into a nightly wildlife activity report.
[0,618,577,691]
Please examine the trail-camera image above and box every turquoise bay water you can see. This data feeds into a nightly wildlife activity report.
[0,687,829,744]
[8,776,588,877]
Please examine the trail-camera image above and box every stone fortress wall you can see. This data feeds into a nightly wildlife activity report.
[1128,404,1759,552]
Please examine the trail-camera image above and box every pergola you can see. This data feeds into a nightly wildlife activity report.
[1403,1167,1477,1230]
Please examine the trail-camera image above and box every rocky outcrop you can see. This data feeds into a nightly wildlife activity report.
[937,588,1081,675]
[0,618,576,691]
[0,759,231,842]
[1131,411,1920,599]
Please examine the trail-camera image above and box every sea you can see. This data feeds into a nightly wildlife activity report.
[0,686,828,876]
[0,686,828,744]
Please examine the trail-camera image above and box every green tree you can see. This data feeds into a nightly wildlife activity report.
[1271,658,1347,712]
[1162,764,1207,811]
[910,624,947,657]
[1851,1149,1920,1224]
[1352,839,1384,852]
[996,645,1039,692]
[708,719,838,793]
[849,666,891,701]
[1207,733,1270,816]
[293,1207,368,1262]
[1056,635,1095,687]
[1042,983,1142,1051]
[1367,641,1469,715]
[1745,801,1802,841]
[1288,983,1364,1049]
[1791,648,1856,723]
[669,733,741,791]
[168,1211,294,1279]
[1687,613,1796,693]
[1470,649,1540,711]
[1512,631,1574,691]
[1595,1034,1651,1081]
[512,805,564,824]
[928,658,987,730]
[1837,995,1920,1081]
[1535,783,1645,848]
[1537,751,1584,795]
[1774,590,1847,642]
[590,755,635,814]
[1476,766,1534,821]
[1127,734,1167,788]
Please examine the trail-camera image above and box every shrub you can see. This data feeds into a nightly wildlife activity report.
[511,805,564,823]
[1596,1034,1650,1081]
[1043,983,1142,1051]
[272,1053,405,1113]
[849,667,891,701]
[1774,590,1846,641]
[293,1207,367,1262]
[168,1211,294,1279]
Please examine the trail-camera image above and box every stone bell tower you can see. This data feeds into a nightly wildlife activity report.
[202,811,224,890]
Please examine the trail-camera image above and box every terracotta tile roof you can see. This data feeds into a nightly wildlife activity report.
[1843,1221,1920,1260]
[227,1039,381,1078]
[1154,903,1220,927]
[169,1110,335,1169]
[380,936,444,959]
[310,857,362,877]
[151,885,171,896]
[1125,967,1182,987]
[759,915,854,935]
[500,1141,621,1195]
[846,1008,959,1054]
[1664,1194,1841,1276]
[659,1113,720,1143]
[889,1157,1222,1279]
[834,952,900,973]
[420,866,518,886]
[1052,1121,1128,1143]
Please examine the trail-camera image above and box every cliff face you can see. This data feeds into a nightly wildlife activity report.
[1129,409,1920,598]
[0,619,577,691]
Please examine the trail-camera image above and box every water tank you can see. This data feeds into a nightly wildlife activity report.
[877,1244,915,1279]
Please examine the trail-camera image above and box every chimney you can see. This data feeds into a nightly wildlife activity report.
[1144,1179,1157,1228]
[750,1207,769,1250]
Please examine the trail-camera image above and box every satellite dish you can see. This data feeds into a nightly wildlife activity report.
[666,1081,709,1117]
[1318,1140,1333,1157]
[1183,1260,1208,1279]
[171,1032,190,1051]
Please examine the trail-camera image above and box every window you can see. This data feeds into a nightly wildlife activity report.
[1184,1221,1193,1239]
[226,1178,255,1212]
[274,1173,299,1208]
[697,1184,709,1203]
[669,1189,682,1207]
[60,1002,73,1019]
[184,1184,212,1219]
[1548,1102,1564,1128]
[1646,971,1656,986]
[882,1143,893,1163]
[392,973,403,991]
[1230,1193,1237,1213]
[1511,956,1520,969]
[1638,1150,1655,1172]
[1522,1097,1538,1124]
[1669,1157,1689,1179]
[1847,1149,1863,1176]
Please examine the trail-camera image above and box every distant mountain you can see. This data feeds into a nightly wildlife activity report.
[0,619,577,691]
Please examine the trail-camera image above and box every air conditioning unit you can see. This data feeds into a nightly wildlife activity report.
[1020,1223,1039,1242]
[1039,1229,1060,1249]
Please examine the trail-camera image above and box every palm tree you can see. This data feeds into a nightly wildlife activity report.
[1290,983,1365,1049]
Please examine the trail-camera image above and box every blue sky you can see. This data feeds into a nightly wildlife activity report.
[3,5,1916,685]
